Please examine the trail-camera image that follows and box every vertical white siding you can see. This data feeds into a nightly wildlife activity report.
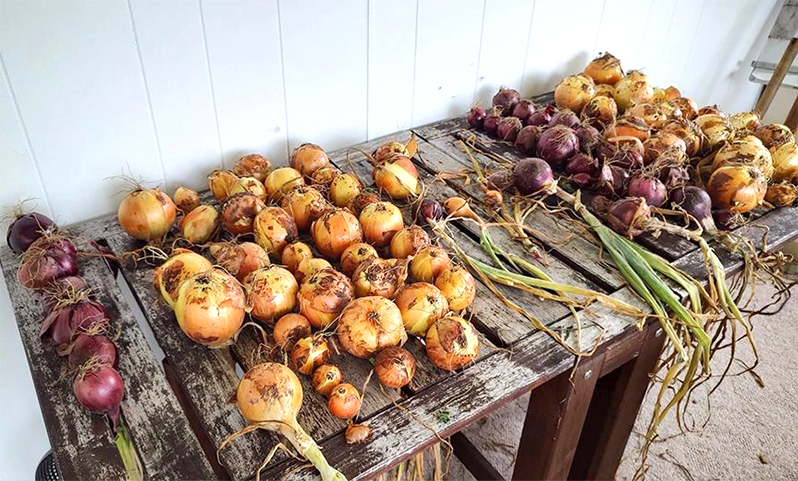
[0,0,781,224]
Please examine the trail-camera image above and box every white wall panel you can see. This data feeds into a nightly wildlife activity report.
[652,0,706,93]
[201,0,289,167]
[635,0,677,83]
[474,0,536,106]
[280,0,368,152]
[412,0,484,126]
[593,0,654,70]
[129,0,222,192]
[0,0,163,224]
[367,0,418,139]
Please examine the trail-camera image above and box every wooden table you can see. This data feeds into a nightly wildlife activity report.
[3,93,798,481]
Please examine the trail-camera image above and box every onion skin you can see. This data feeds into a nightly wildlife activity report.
[41,297,109,351]
[374,141,411,163]
[245,265,298,323]
[374,346,416,389]
[628,177,667,208]
[43,276,90,312]
[548,110,581,129]
[291,336,331,375]
[415,199,444,226]
[221,193,266,235]
[69,334,117,370]
[497,116,523,141]
[712,136,773,180]
[281,186,328,231]
[210,242,270,283]
[180,205,221,244]
[492,88,520,114]
[483,108,503,133]
[18,235,79,290]
[373,154,421,200]
[729,112,761,133]
[661,119,702,157]
[515,126,541,154]
[273,313,311,349]
[670,186,717,233]
[527,107,553,127]
[281,242,313,275]
[536,125,579,167]
[118,188,177,241]
[311,209,363,260]
[613,70,653,111]
[337,296,406,358]
[605,116,650,142]
[671,97,699,120]
[435,265,476,311]
[352,258,407,298]
[486,171,517,192]
[290,143,330,176]
[173,187,201,214]
[234,154,271,183]
[467,106,487,129]
[298,269,354,328]
[346,191,381,217]
[643,133,686,166]
[565,153,599,176]
[330,173,363,208]
[359,201,404,247]
[295,258,333,284]
[310,166,340,187]
[765,182,798,207]
[312,364,342,397]
[583,52,623,84]
[73,365,124,428]
[695,114,733,151]
[626,103,670,129]
[755,123,794,150]
[6,212,55,254]
[239,177,267,201]
[513,157,555,195]
[253,207,298,257]
[770,141,798,183]
[394,282,449,336]
[511,100,535,121]
[607,197,651,238]
[153,249,213,308]
[706,165,767,213]
[340,243,379,277]
[425,316,479,371]
[174,269,246,348]
[409,246,451,283]
[264,167,305,202]
[390,225,430,259]
[554,74,595,113]
[581,95,617,129]
[327,383,361,419]
[345,423,372,444]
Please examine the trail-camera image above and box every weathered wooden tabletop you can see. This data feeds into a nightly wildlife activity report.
[2,92,797,481]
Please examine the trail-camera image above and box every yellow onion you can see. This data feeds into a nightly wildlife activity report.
[244,265,298,322]
[118,187,177,241]
[554,74,595,113]
[329,173,363,208]
[290,336,331,375]
[210,241,270,283]
[443,197,481,222]
[340,243,378,277]
[281,186,328,231]
[695,114,733,151]
[410,246,451,283]
[643,132,686,166]
[298,269,354,328]
[583,52,623,85]
[208,170,245,201]
[661,119,703,157]
[273,313,311,349]
[663,86,681,100]
[656,100,683,121]
[613,70,653,111]
[311,208,363,259]
[756,123,795,150]
[234,153,271,182]
[359,201,404,247]
[770,141,798,183]
[295,258,332,284]
[765,182,797,207]
[153,248,213,308]
[712,136,773,179]
[337,296,406,358]
[346,191,381,217]
[290,143,330,177]
[374,141,411,163]
[425,316,479,371]
[239,176,267,201]
[312,364,342,397]
[352,258,408,298]
[605,116,650,142]
[264,167,305,202]
[345,423,372,444]
[221,192,265,235]
[706,165,767,213]
[671,97,699,120]
[173,187,200,213]
[581,95,618,129]
[253,207,298,256]
[593,84,616,98]
[374,346,416,389]
[373,154,421,200]
[281,241,314,274]
[179,204,220,244]
[729,112,761,132]
[626,103,670,129]
[310,166,341,187]
[390,225,430,259]
[327,383,361,419]
[394,282,449,336]
[435,265,476,311]
[174,268,246,348]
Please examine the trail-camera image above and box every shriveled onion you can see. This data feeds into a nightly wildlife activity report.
[770,141,798,183]
[221,193,265,235]
[264,167,305,202]
[281,241,314,274]
[389,225,430,259]
[410,246,451,283]
[273,313,311,349]
[337,296,406,358]
[291,336,331,375]
[253,206,298,256]
[435,265,476,311]
[327,383,361,419]
[359,201,404,247]
[117,187,177,241]
[554,74,595,114]
[712,136,773,179]
[613,70,653,111]
[755,123,794,150]
[234,154,271,182]
[153,249,213,308]
[583,52,623,85]
[290,143,330,176]
[295,258,332,284]
[209,241,270,283]
[245,265,298,323]
[425,316,479,371]
[352,258,408,298]
[330,173,363,207]
[208,170,245,201]
[179,204,220,244]
[239,176,267,201]
[281,186,328,231]
[394,282,449,336]
[695,114,733,151]
[345,423,372,444]
[706,165,767,213]
[312,364,342,397]
[311,208,363,260]
[173,187,200,214]
[374,346,416,389]
[340,242,379,277]
[373,153,421,199]
[298,269,354,328]
[174,268,246,347]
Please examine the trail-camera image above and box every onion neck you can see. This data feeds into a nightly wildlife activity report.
[281,423,347,481]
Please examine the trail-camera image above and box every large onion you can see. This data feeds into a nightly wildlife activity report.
[221,193,266,235]
[174,268,246,348]
[706,165,767,213]
[297,269,354,328]
[626,103,670,129]
[340,242,379,277]
[584,52,623,84]
[712,136,774,179]
[394,282,449,336]
[290,143,330,176]
[346,191,381,217]
[117,187,177,241]
[661,119,702,157]
[153,249,213,308]
[234,153,271,183]
[410,245,451,283]
[264,167,305,202]
[425,316,479,371]
[337,296,406,358]
[435,265,476,311]
[253,207,298,257]
[643,133,686,166]
[359,201,404,247]
[770,141,798,183]
[613,70,653,111]
[239,177,267,201]
[352,258,408,298]
[210,241,270,283]
[389,225,430,259]
[373,154,421,199]
[281,186,328,231]
[729,112,761,133]
[695,114,733,151]
[554,74,595,113]
[245,265,298,323]
[311,209,363,260]
[179,204,220,244]
[536,126,579,168]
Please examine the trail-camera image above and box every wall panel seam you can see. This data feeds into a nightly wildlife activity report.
[197,0,225,169]
[409,0,420,126]
[678,0,707,88]
[591,0,609,57]
[519,0,537,94]
[276,0,291,159]
[470,0,488,103]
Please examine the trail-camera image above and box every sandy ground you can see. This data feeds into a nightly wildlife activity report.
[441,278,797,480]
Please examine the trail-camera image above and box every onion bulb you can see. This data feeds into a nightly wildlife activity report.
[253,207,298,256]
[345,423,372,444]
[670,97,699,120]
[554,74,595,113]
[208,170,245,201]
[264,167,305,202]
[613,70,653,111]
[298,269,354,328]
[290,336,331,375]
[6,211,54,254]
[327,383,361,420]
[581,95,618,129]
[311,208,363,260]
[410,246,451,283]
[346,191,381,217]
[310,166,341,187]
[281,241,314,275]
[755,123,794,150]
[40,289,108,351]
[373,153,421,200]
[513,157,555,195]
[415,199,444,225]
[234,154,271,183]
[467,106,487,129]
[337,296,406,358]
[281,186,328,231]
[394,282,449,336]
[351,258,408,298]
[340,242,379,277]
[153,249,213,308]
[770,141,798,183]
[117,187,177,241]
[239,176,267,201]
[244,265,298,323]
[497,116,523,141]
[607,197,651,238]
[435,265,476,311]
[173,187,200,214]
[626,103,669,129]
[18,234,78,290]
[695,114,733,151]
[295,258,333,284]
[290,143,330,176]
[425,316,479,371]
[706,165,767,213]
[179,204,220,244]
[670,186,716,233]
[628,177,667,207]
[174,268,246,348]
[765,182,797,207]
[389,225,430,259]
[374,346,416,389]
[69,334,117,370]
[312,364,342,397]
[330,173,363,208]
[374,141,411,163]
[661,119,703,157]
[273,313,311,349]
[729,112,761,133]
[712,136,773,179]
[359,201,404,247]
[492,88,521,114]
[583,52,623,84]
[605,116,650,142]
[444,197,481,222]
[209,241,270,283]
[643,133,686,166]
[73,364,125,429]
[221,193,266,235]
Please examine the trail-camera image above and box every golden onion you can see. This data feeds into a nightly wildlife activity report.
[290,143,330,177]
[312,364,342,397]
[234,154,271,183]
[310,166,341,187]
[253,206,298,257]
[273,313,311,349]
[118,187,177,241]
[613,70,653,111]
[298,269,354,328]
[359,201,404,247]
[765,182,797,207]
[755,123,795,150]
[373,154,421,200]
[695,114,733,151]
[311,208,363,259]
[770,141,798,183]
[291,336,331,375]
[327,383,361,420]
[173,186,200,214]
[390,225,431,259]
[643,132,686,166]
[239,176,267,201]
[295,258,332,284]
[410,245,452,283]
[153,249,213,308]
[706,165,767,213]
[661,119,703,158]
[346,191,381,217]
[352,258,408,298]
[244,265,298,323]
[264,167,305,202]
[554,74,595,113]
[179,204,220,244]
[712,136,774,180]
[394,282,449,336]
[581,94,618,129]
[583,52,623,85]
[729,112,761,133]
[281,241,314,275]
[340,242,379,277]
[208,170,244,201]
[221,192,265,235]
[329,173,363,208]
[174,268,246,348]
[434,264,476,311]
[670,97,699,120]
[374,346,416,389]
[337,296,406,358]
[425,316,479,371]
[281,186,328,231]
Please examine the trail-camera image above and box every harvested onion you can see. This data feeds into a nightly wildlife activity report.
[706,165,767,213]
[340,243,378,277]
[253,207,298,256]
[712,136,773,179]
[425,316,479,371]
[765,182,797,207]
[756,123,794,150]
[239,176,267,201]
[394,282,449,336]
[327,383,361,419]
[291,336,331,375]
[389,225,430,259]
[310,166,341,187]
[554,74,595,113]
[330,173,363,208]
[281,186,328,231]
[179,204,220,244]
[153,249,212,308]
[352,258,408,298]
[117,187,177,241]
[264,167,305,202]
[312,364,342,397]
[298,269,354,328]
[234,154,271,182]
[281,241,314,274]
[770,141,798,183]
[729,112,761,132]
[295,258,333,283]
[208,170,244,201]
[359,201,404,247]
[613,70,653,111]
[410,246,451,283]
[346,191,380,217]
[174,268,246,348]
[311,209,363,260]
[435,265,476,311]
[221,192,265,235]
[209,241,270,283]
[173,187,200,214]
[273,313,311,349]
[583,52,623,84]
[290,143,330,176]
[373,154,421,199]
[695,114,733,151]
[245,265,298,323]
[374,346,416,389]
[581,95,618,129]
[337,296,406,358]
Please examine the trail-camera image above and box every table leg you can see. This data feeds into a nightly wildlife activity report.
[568,324,666,480]
[511,353,602,480]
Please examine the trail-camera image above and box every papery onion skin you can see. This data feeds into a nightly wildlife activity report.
[607,197,651,238]
[769,141,798,183]
[180,204,221,244]
[210,241,270,283]
[374,142,411,164]
[643,133,686,166]
[492,88,520,114]
[310,166,341,187]
[311,209,363,260]
[291,336,331,375]
[467,106,487,129]
[527,106,554,127]
[239,177,267,201]
[515,125,541,154]
[549,110,581,129]
[312,364,342,397]
[390,225,430,259]
[486,171,517,192]
[330,173,363,208]
[613,70,653,111]
[670,97,699,120]
[69,334,117,370]
[605,116,650,142]
[6,212,54,254]
[208,170,246,202]
[511,99,535,121]
[513,157,555,195]
[536,125,579,168]
[352,258,408,298]
[245,265,298,323]
[483,108,503,134]
[581,95,618,130]
[281,241,314,275]
[346,191,381,218]
[486,190,502,209]
[264,167,305,202]
[712,136,774,180]
[253,207,298,257]
[626,103,671,129]
[173,187,201,214]
[337,296,406,358]
[234,154,271,183]
[73,365,125,428]
[41,296,109,350]
[765,182,798,207]
[415,199,444,226]
[298,268,354,328]
[373,154,421,200]
[628,177,667,208]
[290,143,330,176]
[755,123,795,150]
[222,193,266,235]
[554,74,595,113]
[174,268,246,348]
[327,383,361,419]
[729,112,761,133]
[425,316,479,371]
[661,119,703,157]
[374,346,416,389]
[340,242,379,277]
[43,276,90,312]
[695,114,733,151]
[359,201,404,247]
[281,186,328,231]
[565,153,599,176]
[18,235,79,290]
[273,313,312,349]
[670,186,717,233]
[118,188,177,241]
[394,282,449,336]
[706,165,767,213]
[295,258,333,284]
[435,265,476,311]
[583,52,623,85]
[409,246,452,283]
[153,249,213,308]
[497,116,523,141]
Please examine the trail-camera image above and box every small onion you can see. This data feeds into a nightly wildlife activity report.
[483,108,503,134]
[374,346,416,389]
[310,166,341,187]
[239,177,267,201]
[340,243,379,277]
[253,207,298,256]
[467,106,487,129]
[234,154,271,183]
[492,88,521,114]
[330,173,363,208]
[661,119,703,157]
[311,209,363,260]
[554,74,595,113]
[346,191,381,217]
[409,246,451,283]
[337,296,406,358]
[312,364,342,397]
[345,423,372,444]
[536,125,579,167]
[770,141,798,183]
[295,258,333,284]
[415,199,444,225]
[628,177,667,207]
[515,125,541,154]
[291,336,331,375]
[581,95,618,129]
[41,293,108,351]
[613,70,653,111]
[6,211,54,254]
[298,269,354,328]
[548,109,581,130]
[390,225,430,259]
[497,116,523,141]
[281,186,328,231]
[511,99,535,121]
[513,157,555,195]
[273,313,312,349]
[153,249,213,308]
[765,182,798,207]
[695,114,733,151]
[435,265,476,311]
[210,241,270,283]
[352,258,408,298]
[281,241,313,275]
[373,154,421,200]
[174,268,246,348]
[221,193,266,235]
[117,187,177,241]
[607,197,651,238]
[264,167,305,202]
[706,165,767,213]
[290,143,330,176]
[180,204,221,244]
[173,187,200,214]
[755,124,794,150]
[327,383,361,419]
[670,97,699,120]
[359,201,404,247]
[245,265,298,323]
[487,170,517,192]
[208,170,246,202]
[425,316,479,371]
[394,282,449,336]
[583,52,623,84]
[527,105,554,126]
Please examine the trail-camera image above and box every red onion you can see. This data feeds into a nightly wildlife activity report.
[592,195,613,214]
[483,108,502,134]
[536,125,579,168]
[416,199,444,225]
[497,117,522,141]
[17,234,79,289]
[596,165,629,196]
[571,173,596,188]
[43,276,90,312]
[628,177,667,207]
[660,166,690,191]
[599,141,643,170]
[713,209,739,231]
[670,186,716,233]
[6,212,54,254]
[69,334,117,370]
[511,100,535,121]
[41,297,109,354]
[575,124,601,155]
[527,105,554,126]
[486,171,516,191]
[607,197,651,238]
[492,88,520,114]
[513,158,554,195]
[514,126,541,154]
[548,110,581,129]
[73,365,124,429]
[467,106,487,129]
[565,153,598,175]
